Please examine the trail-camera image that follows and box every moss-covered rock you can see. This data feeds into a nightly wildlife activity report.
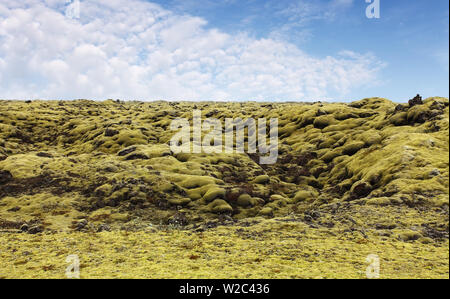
[208,199,233,214]
[237,194,253,207]
[0,97,447,232]
[253,175,270,184]
[203,188,226,202]
[0,97,448,279]
[313,115,336,129]
[293,190,317,203]
[341,141,365,156]
[398,231,423,242]
[258,207,273,216]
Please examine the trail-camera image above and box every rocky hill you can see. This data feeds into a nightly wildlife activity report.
[0,97,448,278]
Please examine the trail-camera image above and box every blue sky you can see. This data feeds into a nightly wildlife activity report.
[0,0,448,102]
[152,0,449,101]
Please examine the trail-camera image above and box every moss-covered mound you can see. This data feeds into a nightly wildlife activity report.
[0,97,448,236]
[0,97,448,278]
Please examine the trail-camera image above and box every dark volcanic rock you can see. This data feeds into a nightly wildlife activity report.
[351,181,372,199]
[118,146,137,156]
[395,104,407,112]
[0,170,13,184]
[168,212,189,226]
[36,152,53,158]
[105,128,119,137]
[20,224,29,232]
[125,153,149,160]
[28,225,43,234]
[409,94,423,107]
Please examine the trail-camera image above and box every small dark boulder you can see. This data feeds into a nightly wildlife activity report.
[168,212,188,226]
[316,109,327,116]
[7,206,21,212]
[75,219,88,231]
[20,224,29,232]
[104,128,119,137]
[36,152,53,158]
[409,94,423,107]
[351,181,372,199]
[97,224,111,232]
[118,146,137,156]
[0,170,13,184]
[395,104,407,112]
[205,110,219,117]
[28,225,43,234]
[125,153,149,160]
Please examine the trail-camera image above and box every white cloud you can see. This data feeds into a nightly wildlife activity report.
[277,0,354,25]
[0,0,383,101]
[268,0,355,43]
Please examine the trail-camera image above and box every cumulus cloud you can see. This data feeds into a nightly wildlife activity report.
[0,0,384,101]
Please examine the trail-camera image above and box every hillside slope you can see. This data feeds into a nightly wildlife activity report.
[0,97,448,278]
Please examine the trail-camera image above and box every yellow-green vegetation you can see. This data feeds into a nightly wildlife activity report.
[0,215,448,279]
[0,97,448,278]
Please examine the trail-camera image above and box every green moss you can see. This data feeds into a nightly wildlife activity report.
[293,190,317,203]
[359,130,382,146]
[366,197,391,206]
[236,194,253,207]
[158,182,175,193]
[334,111,358,121]
[1,218,448,278]
[341,141,365,156]
[258,207,273,216]
[398,231,423,242]
[94,184,114,197]
[390,112,408,126]
[253,175,270,184]
[109,188,130,203]
[168,198,191,206]
[407,105,429,123]
[321,149,341,163]
[203,187,226,202]
[278,124,298,137]
[313,115,336,129]
[208,199,233,214]
[0,154,47,179]
[179,176,218,189]
[110,213,130,222]
[419,237,434,244]
[0,98,448,279]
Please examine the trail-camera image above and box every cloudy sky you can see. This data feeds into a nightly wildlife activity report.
[0,0,448,101]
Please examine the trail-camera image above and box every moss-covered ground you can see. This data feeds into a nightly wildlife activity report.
[0,97,448,278]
